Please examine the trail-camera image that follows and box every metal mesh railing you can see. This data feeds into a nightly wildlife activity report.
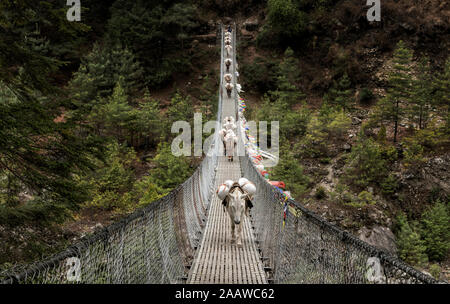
[240,155,440,284]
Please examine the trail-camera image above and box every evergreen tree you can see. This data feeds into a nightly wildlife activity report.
[421,201,450,261]
[410,57,432,129]
[149,142,193,190]
[101,81,135,142]
[70,43,144,109]
[374,41,414,143]
[162,3,199,49]
[270,142,310,199]
[433,59,450,134]
[262,0,308,46]
[325,73,353,111]
[269,48,305,107]
[396,213,428,267]
[106,0,196,87]
[133,89,163,149]
[165,92,194,138]
[0,1,103,225]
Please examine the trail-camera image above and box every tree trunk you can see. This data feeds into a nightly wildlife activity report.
[394,100,399,143]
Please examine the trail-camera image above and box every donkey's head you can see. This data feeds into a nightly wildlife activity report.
[224,187,250,225]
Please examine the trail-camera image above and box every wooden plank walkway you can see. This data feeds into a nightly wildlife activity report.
[188,26,267,284]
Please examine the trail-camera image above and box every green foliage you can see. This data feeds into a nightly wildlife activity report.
[429,264,441,279]
[433,58,450,134]
[420,201,450,261]
[258,0,309,47]
[69,43,144,108]
[344,138,391,189]
[80,141,137,212]
[132,176,167,208]
[149,142,194,191]
[268,48,305,107]
[410,57,432,129]
[395,213,428,267]
[0,2,104,226]
[241,57,278,93]
[106,0,198,87]
[402,123,445,166]
[270,143,310,199]
[314,186,327,200]
[359,88,374,104]
[299,107,351,158]
[380,174,399,196]
[356,191,376,206]
[372,41,414,143]
[324,73,353,111]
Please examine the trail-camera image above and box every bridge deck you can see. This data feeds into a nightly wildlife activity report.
[188,26,267,284]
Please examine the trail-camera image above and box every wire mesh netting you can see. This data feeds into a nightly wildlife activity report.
[239,154,440,284]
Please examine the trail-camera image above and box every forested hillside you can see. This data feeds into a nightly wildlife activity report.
[0,0,449,280]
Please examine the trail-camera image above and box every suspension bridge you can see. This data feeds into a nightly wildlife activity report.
[0,25,440,284]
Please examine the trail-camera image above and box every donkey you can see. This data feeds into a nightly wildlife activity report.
[225,45,232,58]
[225,83,233,98]
[225,58,232,72]
[223,129,236,161]
[222,184,253,247]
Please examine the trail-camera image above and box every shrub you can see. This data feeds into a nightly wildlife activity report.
[315,186,327,200]
[132,176,168,208]
[429,264,441,279]
[326,110,351,139]
[359,88,374,104]
[260,0,309,47]
[344,138,388,189]
[357,191,376,206]
[380,174,399,196]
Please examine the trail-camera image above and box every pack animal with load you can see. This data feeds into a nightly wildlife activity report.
[217,178,256,247]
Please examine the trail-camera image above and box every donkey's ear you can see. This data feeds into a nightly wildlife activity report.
[244,196,253,217]
[222,196,229,209]
[245,198,253,209]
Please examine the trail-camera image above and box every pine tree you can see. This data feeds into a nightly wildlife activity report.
[162,3,199,49]
[134,89,162,149]
[101,81,135,142]
[325,73,353,111]
[269,47,305,107]
[270,142,310,199]
[374,41,414,143]
[165,92,194,138]
[0,1,103,225]
[149,142,193,190]
[421,201,450,262]
[433,59,450,134]
[410,57,432,129]
[396,213,428,267]
[70,43,144,109]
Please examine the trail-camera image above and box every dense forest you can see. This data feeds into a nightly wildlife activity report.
[0,0,449,280]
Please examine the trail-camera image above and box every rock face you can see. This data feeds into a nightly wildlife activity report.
[358,226,397,255]
[243,16,259,31]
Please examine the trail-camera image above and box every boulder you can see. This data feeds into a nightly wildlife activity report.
[358,226,397,254]
[352,117,362,125]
